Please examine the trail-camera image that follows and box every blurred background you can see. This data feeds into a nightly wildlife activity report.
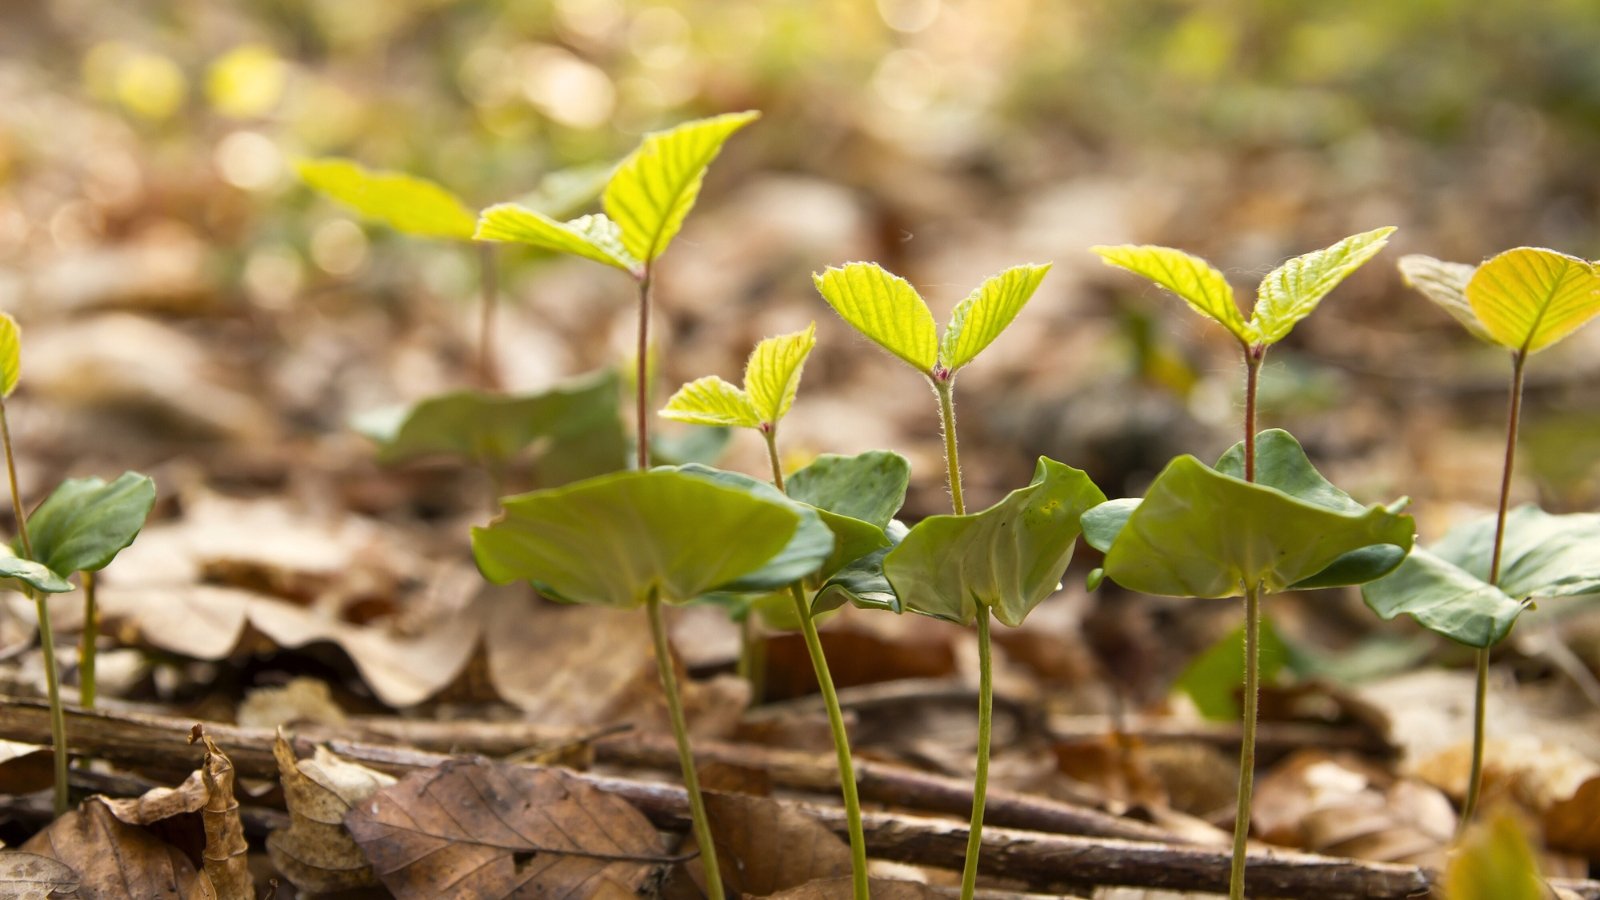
[2,0,1599,525]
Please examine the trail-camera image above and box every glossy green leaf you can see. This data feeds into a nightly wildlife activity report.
[1214,429,1411,588]
[814,520,907,614]
[25,472,156,575]
[354,371,623,471]
[672,465,833,592]
[297,158,476,240]
[473,469,800,608]
[1443,811,1545,900]
[1101,456,1413,598]
[659,376,760,429]
[1251,227,1395,345]
[1176,616,1288,720]
[1397,254,1492,342]
[785,451,911,531]
[744,323,816,426]
[0,555,72,594]
[0,313,17,398]
[603,111,759,263]
[1431,505,1600,599]
[1468,247,1600,354]
[474,206,641,275]
[1081,498,1138,554]
[884,458,1105,626]
[1360,547,1523,648]
[813,263,939,374]
[1091,245,1252,345]
[939,264,1051,371]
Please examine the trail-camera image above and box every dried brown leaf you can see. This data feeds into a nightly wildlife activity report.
[0,741,54,796]
[100,770,207,826]
[1421,737,1600,859]
[765,878,941,899]
[21,801,213,900]
[698,791,852,896]
[0,850,79,898]
[266,730,394,893]
[191,730,251,900]
[343,758,667,899]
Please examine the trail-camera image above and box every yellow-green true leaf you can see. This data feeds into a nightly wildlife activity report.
[1398,254,1491,342]
[744,323,816,425]
[813,263,938,374]
[1091,244,1252,344]
[1252,226,1396,345]
[474,205,640,275]
[1442,811,1544,900]
[0,313,18,398]
[1467,247,1600,355]
[603,110,759,263]
[297,158,475,240]
[660,376,760,429]
[939,264,1051,371]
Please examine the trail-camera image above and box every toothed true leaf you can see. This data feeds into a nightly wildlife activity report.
[0,312,17,398]
[1397,254,1491,341]
[660,376,760,429]
[743,323,816,426]
[813,263,939,373]
[1251,227,1395,344]
[474,206,640,275]
[1091,245,1253,345]
[1467,247,1600,355]
[939,264,1051,371]
[297,158,476,240]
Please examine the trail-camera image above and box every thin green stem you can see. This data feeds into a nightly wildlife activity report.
[635,272,654,471]
[80,572,96,709]
[934,378,965,515]
[1459,351,1527,832]
[646,590,723,899]
[1229,581,1262,900]
[477,242,499,391]
[763,429,869,899]
[959,608,993,900]
[0,400,67,815]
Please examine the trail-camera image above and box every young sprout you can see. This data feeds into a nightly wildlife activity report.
[1088,229,1402,900]
[1366,248,1600,832]
[815,262,1107,900]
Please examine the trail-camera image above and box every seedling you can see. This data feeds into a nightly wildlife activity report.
[1085,229,1405,900]
[1363,248,1600,831]
[475,111,760,472]
[813,262,1104,900]
[662,323,910,898]
[472,468,832,900]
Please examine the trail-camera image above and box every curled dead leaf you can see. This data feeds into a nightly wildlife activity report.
[266,730,394,893]
[21,800,211,899]
[189,729,251,900]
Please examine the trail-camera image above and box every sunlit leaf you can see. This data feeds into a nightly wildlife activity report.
[813,263,938,373]
[1101,456,1413,598]
[603,111,760,263]
[659,376,760,429]
[474,206,641,275]
[1442,811,1546,900]
[1091,245,1253,345]
[744,323,816,426]
[1176,616,1288,720]
[0,554,72,594]
[473,469,800,608]
[25,472,156,575]
[0,313,18,398]
[1397,254,1491,341]
[1467,247,1600,354]
[1360,547,1523,649]
[354,371,624,473]
[939,264,1051,371]
[672,465,833,592]
[1251,227,1395,344]
[884,458,1105,626]
[785,451,910,531]
[297,158,476,241]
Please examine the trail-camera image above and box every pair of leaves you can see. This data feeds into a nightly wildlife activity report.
[1091,227,1395,348]
[1083,430,1414,598]
[2,472,156,595]
[661,324,817,430]
[472,466,835,608]
[1400,248,1600,355]
[477,111,760,276]
[353,369,625,475]
[883,458,1105,627]
[1362,506,1600,648]
[811,262,1050,377]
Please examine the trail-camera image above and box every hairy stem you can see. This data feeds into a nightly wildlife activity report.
[0,399,67,814]
[764,430,869,898]
[635,272,654,471]
[646,590,723,899]
[935,379,966,515]
[960,607,994,900]
[1229,581,1262,900]
[1460,351,1526,831]
[81,572,97,709]
[477,242,499,391]
[1243,346,1264,482]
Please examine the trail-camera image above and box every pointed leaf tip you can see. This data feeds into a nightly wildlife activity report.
[939,263,1051,371]
[1091,244,1252,345]
[813,263,939,374]
[744,323,817,426]
[603,110,760,263]
[1252,226,1396,345]
[297,158,476,240]
[1467,246,1600,354]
